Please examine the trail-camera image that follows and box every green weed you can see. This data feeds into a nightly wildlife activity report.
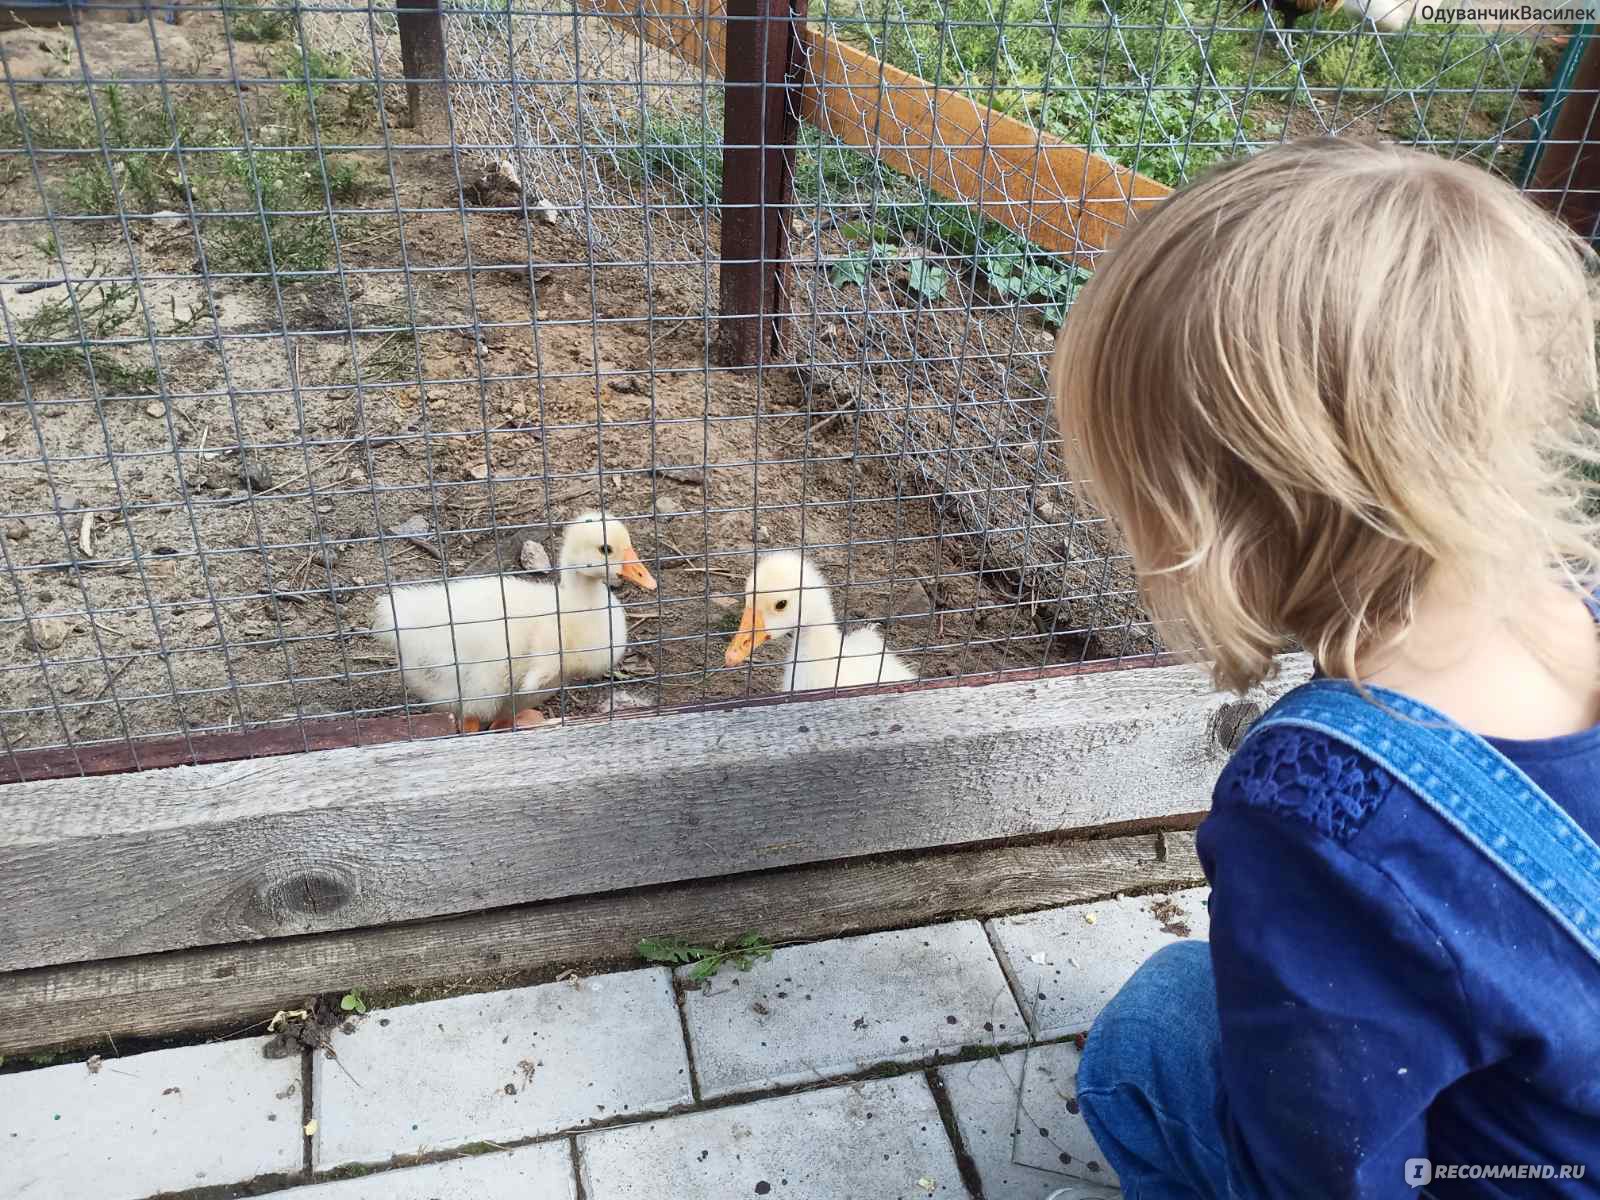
[204,149,332,278]
[229,0,294,42]
[638,933,775,981]
[0,277,157,399]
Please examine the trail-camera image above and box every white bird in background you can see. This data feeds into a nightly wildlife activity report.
[370,510,656,730]
[724,551,918,692]
[1264,0,1418,31]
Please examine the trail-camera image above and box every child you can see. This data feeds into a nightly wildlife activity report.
[1051,139,1600,1198]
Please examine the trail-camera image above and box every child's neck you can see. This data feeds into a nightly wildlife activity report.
[1351,573,1600,740]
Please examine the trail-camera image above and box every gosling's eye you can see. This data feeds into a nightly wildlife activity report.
[774,599,788,611]
[599,543,612,555]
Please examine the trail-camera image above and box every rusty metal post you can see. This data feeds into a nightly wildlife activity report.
[1533,32,1600,242]
[396,0,448,138]
[716,0,806,366]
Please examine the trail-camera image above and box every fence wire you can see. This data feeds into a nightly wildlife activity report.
[0,0,1579,778]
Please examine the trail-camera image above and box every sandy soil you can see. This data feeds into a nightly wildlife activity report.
[0,14,1112,755]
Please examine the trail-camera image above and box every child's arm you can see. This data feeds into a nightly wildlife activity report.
[1198,789,1481,1198]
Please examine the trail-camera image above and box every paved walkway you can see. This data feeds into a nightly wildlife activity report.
[4,888,1210,1199]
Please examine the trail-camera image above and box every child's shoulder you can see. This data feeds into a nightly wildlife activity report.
[1213,721,1404,844]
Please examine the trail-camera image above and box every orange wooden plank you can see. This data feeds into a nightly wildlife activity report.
[795,31,1170,254]
[577,0,1169,253]
[585,0,728,73]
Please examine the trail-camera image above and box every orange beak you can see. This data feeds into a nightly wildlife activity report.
[618,552,657,591]
[725,605,769,666]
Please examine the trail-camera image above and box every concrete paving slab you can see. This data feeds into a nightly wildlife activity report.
[272,1141,576,1198]
[2,1037,302,1200]
[578,1073,967,1199]
[987,889,1209,1038]
[679,921,1026,1099]
[313,968,692,1169]
[940,1043,1120,1197]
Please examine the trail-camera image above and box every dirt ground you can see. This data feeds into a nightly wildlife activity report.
[0,14,1114,756]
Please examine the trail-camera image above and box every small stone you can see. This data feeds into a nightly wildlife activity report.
[24,617,72,653]
[316,503,334,515]
[467,462,490,481]
[608,687,655,710]
[2,520,27,541]
[535,197,559,225]
[144,401,165,418]
[55,494,82,513]
[237,455,273,492]
[391,513,431,538]
[653,463,706,486]
[892,579,935,626]
[58,677,81,695]
[653,495,684,516]
[518,539,551,574]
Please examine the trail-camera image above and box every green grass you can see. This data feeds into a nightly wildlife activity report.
[822,0,1554,185]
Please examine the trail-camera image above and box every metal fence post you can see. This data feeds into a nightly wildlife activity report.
[1532,30,1600,244]
[716,0,806,366]
[397,0,448,137]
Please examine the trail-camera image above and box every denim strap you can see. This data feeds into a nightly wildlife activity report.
[1243,679,1600,970]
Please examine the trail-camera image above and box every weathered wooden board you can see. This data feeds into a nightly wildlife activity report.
[0,830,1204,1055]
[578,0,1170,254]
[0,657,1307,973]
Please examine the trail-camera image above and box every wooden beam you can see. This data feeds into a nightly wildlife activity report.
[396,0,448,137]
[586,0,729,76]
[716,0,804,364]
[1532,30,1600,240]
[0,657,1307,973]
[579,0,1169,254]
[0,830,1205,1055]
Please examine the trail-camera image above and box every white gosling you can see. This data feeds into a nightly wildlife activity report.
[370,510,656,729]
[723,551,917,691]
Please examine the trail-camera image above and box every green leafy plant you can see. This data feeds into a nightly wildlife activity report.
[1,277,157,399]
[230,0,295,42]
[906,256,949,301]
[204,149,332,278]
[339,990,368,1015]
[638,933,775,981]
[828,254,871,289]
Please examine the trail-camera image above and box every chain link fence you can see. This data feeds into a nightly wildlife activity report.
[0,0,1577,777]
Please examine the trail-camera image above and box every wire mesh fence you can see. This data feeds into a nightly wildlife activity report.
[0,0,1582,779]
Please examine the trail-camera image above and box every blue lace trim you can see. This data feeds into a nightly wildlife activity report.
[1216,724,1399,843]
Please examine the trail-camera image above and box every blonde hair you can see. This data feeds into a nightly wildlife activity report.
[1052,139,1600,694]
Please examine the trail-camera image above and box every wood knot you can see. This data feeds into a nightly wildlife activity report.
[1211,700,1263,752]
[267,871,354,917]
